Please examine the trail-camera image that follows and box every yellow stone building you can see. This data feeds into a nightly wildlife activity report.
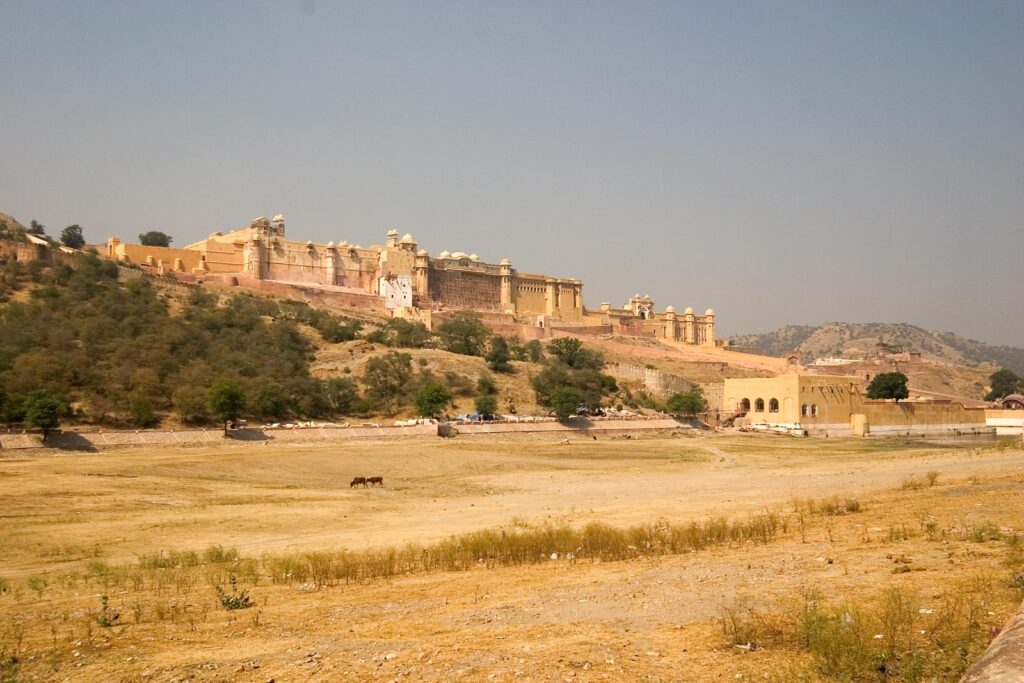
[722,374,988,436]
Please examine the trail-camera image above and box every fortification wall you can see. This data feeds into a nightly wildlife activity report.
[199,239,244,272]
[701,382,724,411]
[607,362,694,397]
[550,324,613,337]
[428,267,502,310]
[111,244,204,272]
[263,242,330,284]
[513,278,547,315]
[235,277,386,313]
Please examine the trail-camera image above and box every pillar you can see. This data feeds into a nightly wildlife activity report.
[414,251,430,296]
[499,259,513,311]
[324,242,338,285]
[665,309,677,340]
[243,236,264,280]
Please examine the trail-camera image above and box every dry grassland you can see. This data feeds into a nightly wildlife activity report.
[1,433,1022,682]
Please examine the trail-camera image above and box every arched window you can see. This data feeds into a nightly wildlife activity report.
[810,404,818,417]
[769,398,779,413]
[754,398,765,412]
[740,398,750,412]
[801,404,808,416]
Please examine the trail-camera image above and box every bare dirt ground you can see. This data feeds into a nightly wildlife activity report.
[1,433,1022,681]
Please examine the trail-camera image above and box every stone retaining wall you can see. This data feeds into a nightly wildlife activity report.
[452,418,686,435]
[0,418,690,452]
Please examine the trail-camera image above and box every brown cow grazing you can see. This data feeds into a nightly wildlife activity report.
[367,476,384,487]
[350,477,367,488]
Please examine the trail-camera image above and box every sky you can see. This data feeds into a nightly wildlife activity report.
[1,1,1022,345]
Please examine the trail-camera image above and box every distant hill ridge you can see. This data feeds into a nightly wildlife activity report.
[730,322,1024,375]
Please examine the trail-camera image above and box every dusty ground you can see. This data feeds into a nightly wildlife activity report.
[1,433,1022,681]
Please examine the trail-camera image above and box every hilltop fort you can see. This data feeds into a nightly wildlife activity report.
[105,214,717,344]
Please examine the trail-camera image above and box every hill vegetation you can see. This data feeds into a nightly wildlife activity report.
[0,254,631,430]
[731,322,1024,374]
[0,212,28,241]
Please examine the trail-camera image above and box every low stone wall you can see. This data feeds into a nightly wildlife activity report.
[0,424,437,451]
[452,417,686,435]
[0,418,690,452]
[985,409,1024,436]
[960,600,1024,682]
[858,401,989,437]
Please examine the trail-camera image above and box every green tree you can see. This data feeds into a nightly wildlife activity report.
[546,337,604,369]
[866,372,909,402]
[485,336,513,372]
[317,317,362,343]
[985,369,1022,401]
[138,231,173,247]
[474,393,498,416]
[206,379,246,433]
[361,351,412,415]
[549,386,582,420]
[128,390,158,427]
[414,380,454,418]
[367,319,431,348]
[524,339,543,363]
[666,386,708,416]
[23,390,63,441]
[249,380,287,420]
[437,312,488,356]
[27,219,46,237]
[531,363,615,413]
[172,386,209,424]
[476,372,498,396]
[323,377,359,414]
[60,225,86,249]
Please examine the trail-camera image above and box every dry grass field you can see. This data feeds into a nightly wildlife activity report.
[1,433,1022,682]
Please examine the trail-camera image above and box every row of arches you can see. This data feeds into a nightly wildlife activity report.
[739,398,779,413]
[737,398,819,417]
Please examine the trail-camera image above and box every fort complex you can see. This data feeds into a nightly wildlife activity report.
[106,215,717,344]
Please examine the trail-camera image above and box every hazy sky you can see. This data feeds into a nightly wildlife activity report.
[2,1,1022,345]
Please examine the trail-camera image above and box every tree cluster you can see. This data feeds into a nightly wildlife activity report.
[531,338,617,419]
[985,369,1022,401]
[866,372,910,402]
[0,256,583,429]
[0,255,358,428]
[666,386,708,416]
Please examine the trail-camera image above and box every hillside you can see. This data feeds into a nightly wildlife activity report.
[0,253,675,428]
[0,211,28,241]
[730,322,1024,374]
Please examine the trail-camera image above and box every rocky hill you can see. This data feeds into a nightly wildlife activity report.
[730,322,1024,375]
[0,212,28,241]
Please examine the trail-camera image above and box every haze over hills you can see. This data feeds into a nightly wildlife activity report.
[730,322,1024,375]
